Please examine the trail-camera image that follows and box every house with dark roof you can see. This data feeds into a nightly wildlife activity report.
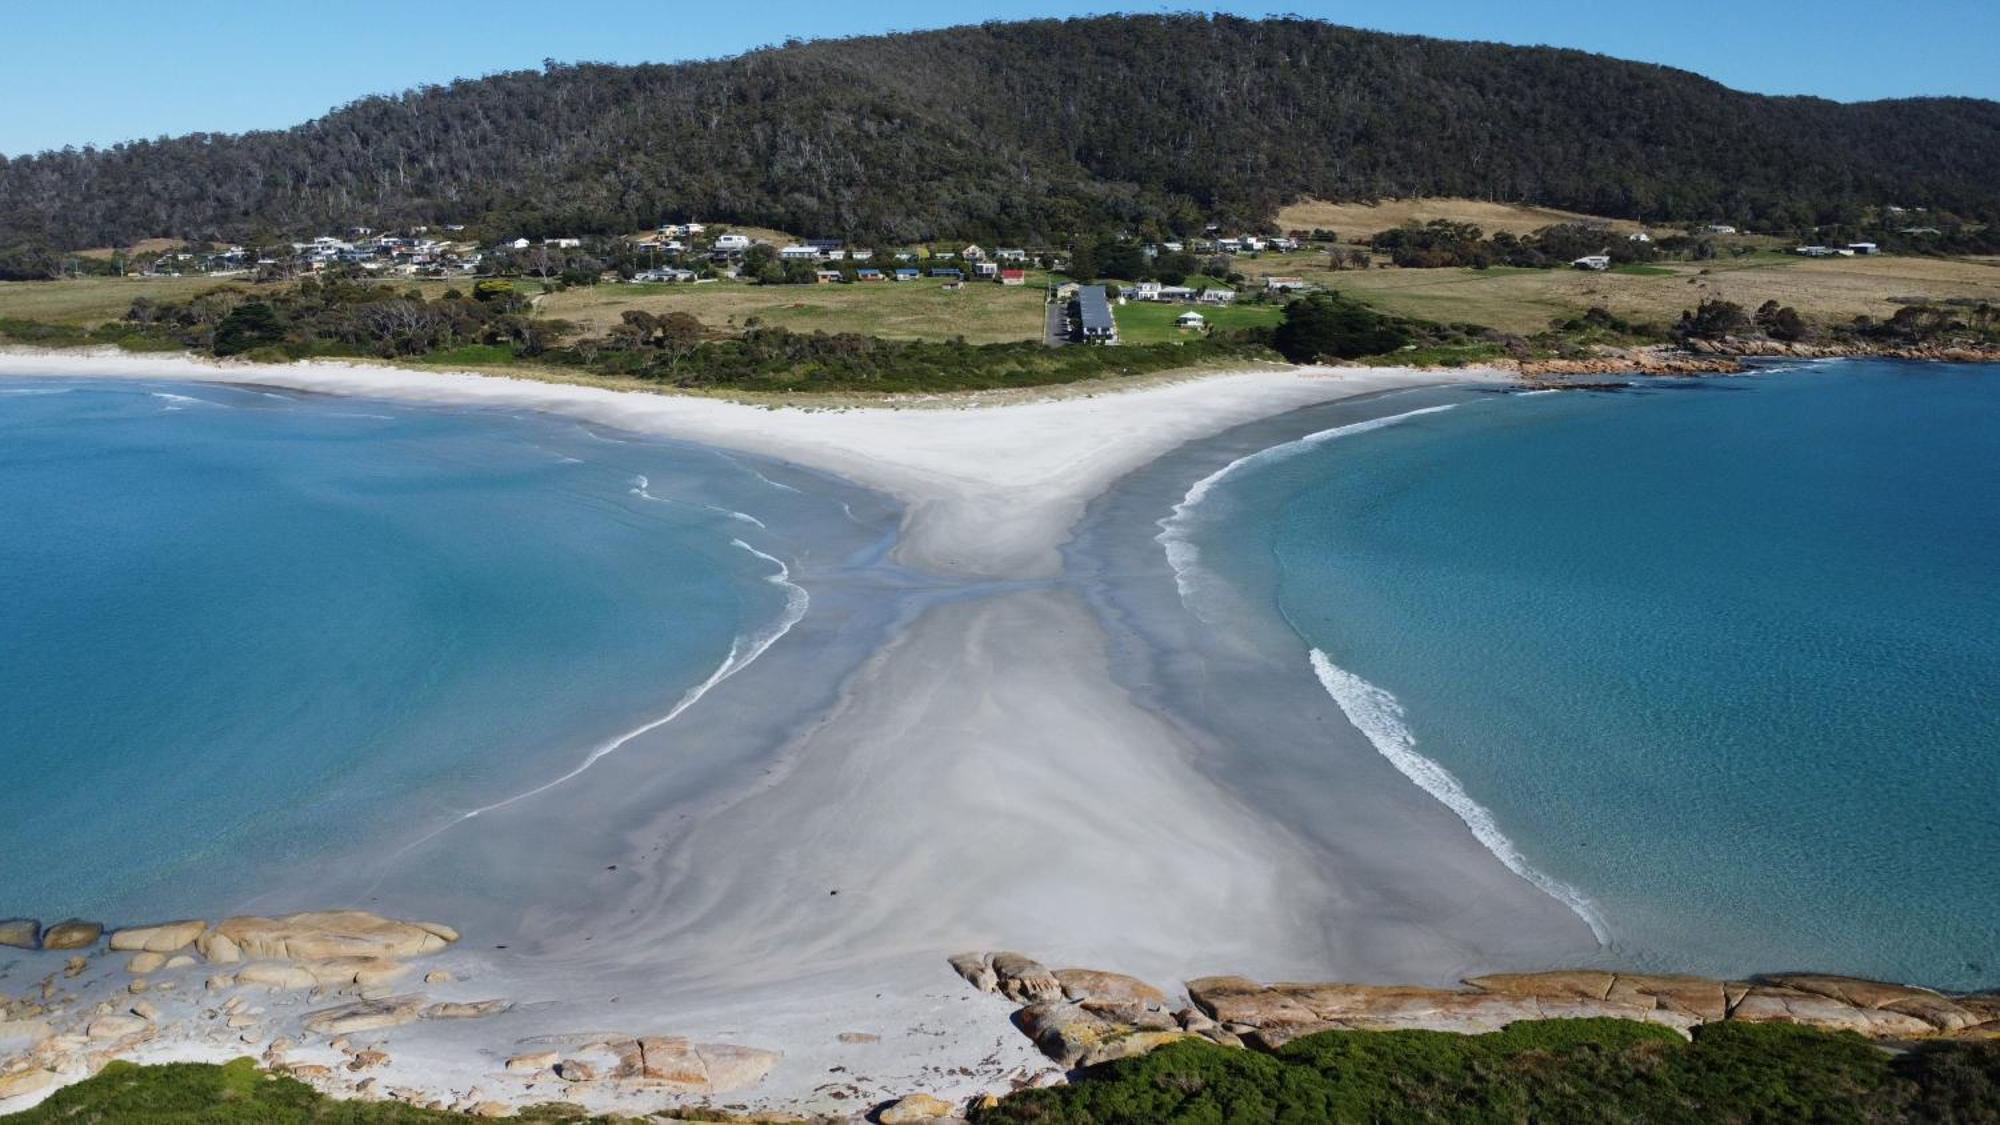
[1071,284,1118,344]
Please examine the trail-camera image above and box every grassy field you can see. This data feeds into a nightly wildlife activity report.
[0,277,234,326]
[1112,300,1282,344]
[538,275,1051,344]
[1276,197,1648,239]
[0,277,466,327]
[1232,250,2000,334]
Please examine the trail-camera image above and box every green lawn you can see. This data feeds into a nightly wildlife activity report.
[1112,300,1282,344]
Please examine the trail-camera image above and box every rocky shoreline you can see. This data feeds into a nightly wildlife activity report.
[1503,339,2000,378]
[6,910,1997,1122]
[947,950,2000,1078]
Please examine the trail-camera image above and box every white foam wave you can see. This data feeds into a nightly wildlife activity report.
[717,452,804,494]
[383,540,810,860]
[1308,650,1610,944]
[1156,404,1459,621]
[628,474,765,527]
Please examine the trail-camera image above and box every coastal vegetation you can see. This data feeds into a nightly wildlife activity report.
[4,14,2000,263]
[0,1058,604,1123]
[10,1021,1996,1123]
[971,1020,2000,1123]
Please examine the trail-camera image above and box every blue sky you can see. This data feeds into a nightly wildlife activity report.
[4,0,1994,156]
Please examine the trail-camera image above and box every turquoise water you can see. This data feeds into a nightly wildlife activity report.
[0,377,865,924]
[1168,362,2000,989]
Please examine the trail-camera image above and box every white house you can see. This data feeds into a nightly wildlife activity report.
[1848,242,1879,255]
[1264,276,1309,292]
[1572,254,1612,271]
[779,245,818,261]
[713,233,751,252]
[1705,224,1738,235]
[1628,231,1653,243]
[543,237,582,249]
[961,244,987,262]
[1175,311,1206,329]
[996,248,1027,262]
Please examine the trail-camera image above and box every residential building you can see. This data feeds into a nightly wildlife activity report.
[961,244,987,261]
[1175,311,1206,329]
[779,245,818,261]
[893,268,921,281]
[1264,276,1309,292]
[1072,284,1118,344]
[713,233,752,252]
[1571,254,1612,270]
[998,268,1027,286]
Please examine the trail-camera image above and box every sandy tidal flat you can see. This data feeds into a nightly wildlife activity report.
[0,349,1595,1113]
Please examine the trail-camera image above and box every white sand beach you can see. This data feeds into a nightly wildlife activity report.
[0,350,1597,1115]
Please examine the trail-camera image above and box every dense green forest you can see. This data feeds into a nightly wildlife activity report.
[3,14,1998,258]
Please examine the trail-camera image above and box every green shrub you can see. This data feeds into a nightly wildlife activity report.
[971,1019,2000,1124]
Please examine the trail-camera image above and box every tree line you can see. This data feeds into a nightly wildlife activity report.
[2,14,1998,262]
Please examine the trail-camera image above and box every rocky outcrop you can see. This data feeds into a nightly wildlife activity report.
[0,920,40,951]
[957,953,2000,1071]
[200,912,456,963]
[421,999,511,1020]
[0,1066,56,1101]
[990,953,1062,1003]
[302,995,427,1035]
[108,919,205,954]
[38,920,102,951]
[878,1092,959,1122]
[516,1032,784,1095]
[1184,971,1999,1046]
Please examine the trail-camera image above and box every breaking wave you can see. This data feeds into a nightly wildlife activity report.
[1309,650,1611,943]
[1156,404,1459,621]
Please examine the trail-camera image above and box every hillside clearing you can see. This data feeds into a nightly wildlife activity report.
[1277,197,1648,239]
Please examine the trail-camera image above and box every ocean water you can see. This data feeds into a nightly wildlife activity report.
[0,376,885,925]
[1160,361,2000,989]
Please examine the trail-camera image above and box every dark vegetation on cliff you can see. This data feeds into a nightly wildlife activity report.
[4,13,1999,261]
[973,1019,2000,1124]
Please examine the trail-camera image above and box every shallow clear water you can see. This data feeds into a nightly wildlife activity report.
[1170,362,2000,988]
[0,377,868,924]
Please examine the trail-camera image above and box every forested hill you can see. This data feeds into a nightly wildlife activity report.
[5,14,2000,252]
